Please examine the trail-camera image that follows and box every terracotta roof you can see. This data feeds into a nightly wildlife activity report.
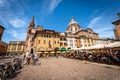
[86,28,93,31]
[73,29,98,35]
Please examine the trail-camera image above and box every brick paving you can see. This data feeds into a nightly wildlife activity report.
[4,57,120,80]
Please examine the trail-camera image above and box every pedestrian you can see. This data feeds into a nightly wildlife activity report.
[26,51,31,65]
[23,54,26,62]
[34,54,39,61]
[56,54,58,58]
[31,53,35,65]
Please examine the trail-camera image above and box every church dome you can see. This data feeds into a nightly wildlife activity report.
[60,32,65,36]
[68,18,78,25]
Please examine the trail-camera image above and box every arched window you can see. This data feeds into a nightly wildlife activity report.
[75,27,77,31]
[71,28,72,32]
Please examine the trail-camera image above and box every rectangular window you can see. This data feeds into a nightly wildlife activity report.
[18,45,21,50]
[42,34,44,37]
[8,45,11,50]
[38,40,40,44]
[69,40,73,42]
[58,41,59,44]
[47,35,48,38]
[12,45,16,50]
[44,40,46,44]
[64,43,66,46]
[60,38,62,41]
[44,34,46,37]
[64,38,66,41]
[70,44,73,46]
[54,41,56,44]
[60,42,62,46]
[75,28,77,31]
[74,40,76,42]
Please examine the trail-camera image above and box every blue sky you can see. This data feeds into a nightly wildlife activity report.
[0,0,120,43]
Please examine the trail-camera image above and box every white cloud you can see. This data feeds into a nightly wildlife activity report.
[93,26,114,38]
[11,30,17,37]
[39,0,62,21]
[0,0,10,8]
[87,9,120,38]
[0,0,4,7]
[50,0,62,12]
[9,30,26,40]
[94,26,113,33]
[99,30,115,38]
[88,16,101,28]
[0,16,9,27]
[0,0,3,3]
[9,18,26,28]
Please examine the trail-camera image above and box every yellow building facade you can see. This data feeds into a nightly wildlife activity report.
[25,17,61,53]
[60,33,67,48]
[7,41,25,54]
[34,27,60,52]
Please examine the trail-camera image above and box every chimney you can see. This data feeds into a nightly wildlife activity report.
[117,13,120,19]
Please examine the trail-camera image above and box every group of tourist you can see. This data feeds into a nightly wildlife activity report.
[39,53,59,58]
[22,50,39,65]
[22,48,120,66]
[63,50,120,65]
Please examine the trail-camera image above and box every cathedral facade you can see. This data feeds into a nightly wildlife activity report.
[65,18,98,49]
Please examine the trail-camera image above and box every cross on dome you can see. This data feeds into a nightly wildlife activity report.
[68,17,78,25]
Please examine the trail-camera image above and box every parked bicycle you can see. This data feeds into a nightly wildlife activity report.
[0,61,19,80]
[0,63,7,80]
[13,58,22,71]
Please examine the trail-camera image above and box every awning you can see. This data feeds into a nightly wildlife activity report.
[50,51,54,54]
[37,52,42,54]
[46,48,53,51]
[38,47,45,51]
[67,47,71,50]
[45,52,48,53]
[105,41,120,48]
[61,51,66,53]
[61,47,66,51]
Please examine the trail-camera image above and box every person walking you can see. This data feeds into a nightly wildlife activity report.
[26,51,31,65]
[22,53,27,65]
[31,53,35,65]
[23,54,26,62]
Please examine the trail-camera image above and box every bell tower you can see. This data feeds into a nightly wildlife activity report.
[25,16,36,52]
[27,16,35,33]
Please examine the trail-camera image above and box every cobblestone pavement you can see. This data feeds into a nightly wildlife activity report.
[10,57,120,80]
